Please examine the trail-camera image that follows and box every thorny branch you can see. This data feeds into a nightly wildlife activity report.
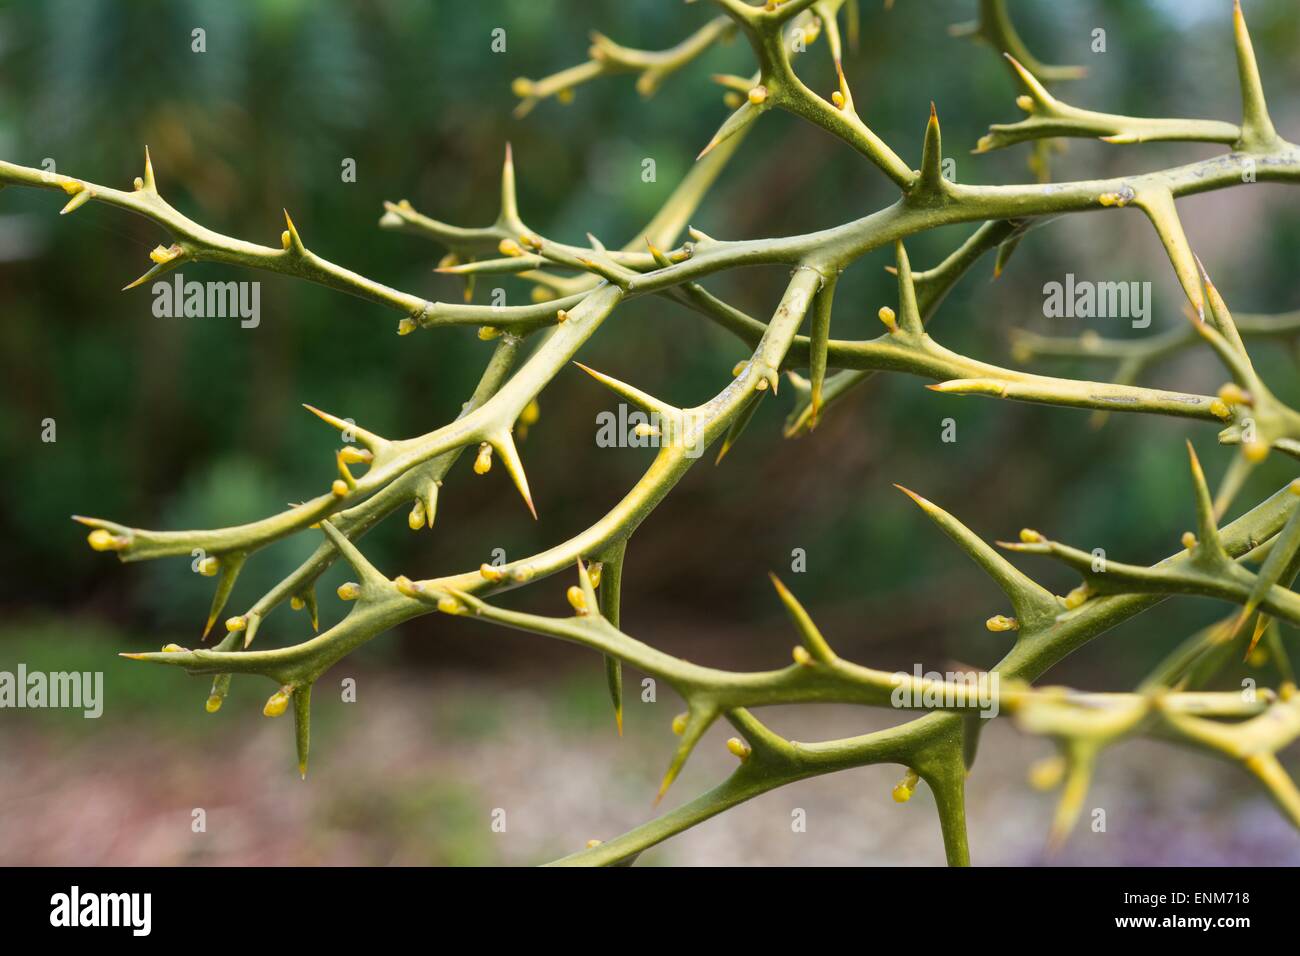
[8,0,1300,864]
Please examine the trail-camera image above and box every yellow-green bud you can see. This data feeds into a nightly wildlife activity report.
[1062,583,1090,610]
[337,582,361,601]
[566,585,589,615]
[263,688,291,718]
[437,596,466,615]
[892,769,920,803]
[87,529,125,552]
[339,446,373,465]
[726,737,752,760]
[1028,755,1065,791]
